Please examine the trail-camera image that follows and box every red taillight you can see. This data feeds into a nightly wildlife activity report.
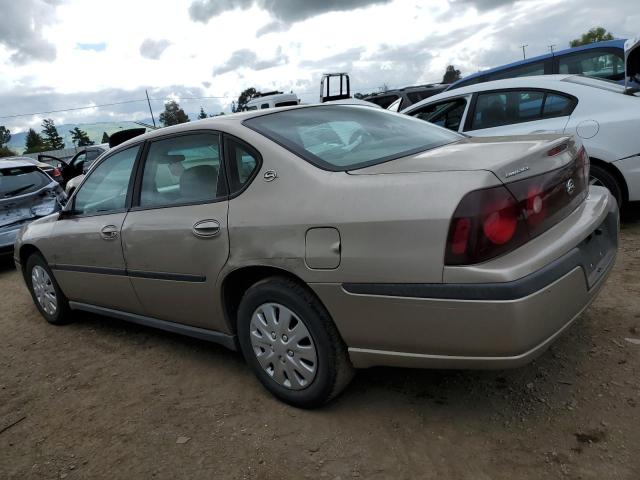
[52,167,61,178]
[445,150,588,266]
[482,198,518,245]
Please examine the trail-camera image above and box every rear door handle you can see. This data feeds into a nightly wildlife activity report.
[192,219,220,238]
[100,225,119,240]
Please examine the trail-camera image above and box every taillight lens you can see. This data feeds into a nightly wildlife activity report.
[446,152,588,266]
[52,167,61,178]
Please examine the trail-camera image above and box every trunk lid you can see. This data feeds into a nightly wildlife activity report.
[349,134,578,184]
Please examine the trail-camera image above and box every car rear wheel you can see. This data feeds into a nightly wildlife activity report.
[237,277,354,408]
[26,253,72,325]
[589,164,623,207]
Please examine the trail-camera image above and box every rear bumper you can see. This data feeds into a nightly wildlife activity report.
[311,197,618,369]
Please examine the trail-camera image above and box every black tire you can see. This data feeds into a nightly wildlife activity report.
[25,253,72,325]
[590,164,623,207]
[237,276,354,408]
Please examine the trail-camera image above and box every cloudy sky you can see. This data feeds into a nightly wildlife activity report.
[0,0,638,134]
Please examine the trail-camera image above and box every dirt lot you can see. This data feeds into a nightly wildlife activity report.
[1,220,639,480]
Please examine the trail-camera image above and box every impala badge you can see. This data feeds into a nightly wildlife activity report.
[264,170,277,182]
[566,178,576,195]
[505,166,529,178]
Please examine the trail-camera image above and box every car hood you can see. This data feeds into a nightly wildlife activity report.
[348,134,577,182]
[626,34,640,87]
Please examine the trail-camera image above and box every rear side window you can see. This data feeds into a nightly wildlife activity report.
[558,50,624,81]
[261,103,270,109]
[244,105,462,171]
[225,137,261,194]
[0,167,50,198]
[139,133,225,208]
[470,90,574,130]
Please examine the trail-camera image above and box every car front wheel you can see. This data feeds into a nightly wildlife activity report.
[237,277,354,408]
[26,253,72,325]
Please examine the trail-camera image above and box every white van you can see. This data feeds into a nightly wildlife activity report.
[245,92,299,111]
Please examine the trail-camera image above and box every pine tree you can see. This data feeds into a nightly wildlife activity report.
[70,127,94,147]
[41,119,65,150]
[198,107,208,119]
[0,126,11,146]
[24,128,48,153]
[159,100,190,126]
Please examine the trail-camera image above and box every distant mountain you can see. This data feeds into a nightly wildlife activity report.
[7,121,149,153]
[6,114,208,154]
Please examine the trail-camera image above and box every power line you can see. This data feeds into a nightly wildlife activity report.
[0,95,235,120]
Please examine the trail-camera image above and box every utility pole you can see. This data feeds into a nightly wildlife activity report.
[548,44,556,55]
[145,90,156,128]
[520,44,528,59]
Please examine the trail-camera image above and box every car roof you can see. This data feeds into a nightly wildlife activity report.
[0,158,40,169]
[401,75,583,112]
[448,38,626,89]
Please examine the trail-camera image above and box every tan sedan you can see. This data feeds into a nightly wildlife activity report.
[14,105,618,407]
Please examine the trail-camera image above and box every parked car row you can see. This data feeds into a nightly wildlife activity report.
[14,103,617,407]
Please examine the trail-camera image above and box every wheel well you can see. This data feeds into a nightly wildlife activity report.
[18,244,42,278]
[221,266,310,333]
[590,157,629,203]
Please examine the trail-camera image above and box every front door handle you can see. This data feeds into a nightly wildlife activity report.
[192,219,220,238]
[100,225,119,240]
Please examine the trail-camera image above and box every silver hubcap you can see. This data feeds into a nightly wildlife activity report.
[249,303,318,390]
[31,265,57,316]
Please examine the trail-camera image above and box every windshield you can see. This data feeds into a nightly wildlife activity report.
[564,75,640,95]
[1,166,51,198]
[244,105,462,171]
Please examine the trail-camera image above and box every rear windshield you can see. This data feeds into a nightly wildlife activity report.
[1,166,51,198]
[244,105,462,171]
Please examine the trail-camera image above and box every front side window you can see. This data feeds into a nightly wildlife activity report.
[74,145,139,215]
[139,133,224,208]
[411,98,468,131]
[274,101,298,107]
[244,105,462,171]
[558,50,624,80]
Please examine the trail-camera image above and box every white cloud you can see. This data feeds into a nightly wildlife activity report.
[0,0,637,133]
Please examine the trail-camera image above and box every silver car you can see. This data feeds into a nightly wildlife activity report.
[14,105,618,407]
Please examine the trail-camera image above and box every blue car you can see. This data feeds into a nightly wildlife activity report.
[448,39,637,91]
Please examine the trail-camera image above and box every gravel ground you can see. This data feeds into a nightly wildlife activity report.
[1,218,639,480]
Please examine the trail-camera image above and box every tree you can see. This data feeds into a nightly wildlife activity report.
[197,107,208,119]
[101,132,110,144]
[159,100,190,126]
[570,27,614,47]
[69,127,94,147]
[0,126,11,146]
[235,87,258,112]
[24,128,48,153]
[41,119,64,150]
[0,146,15,158]
[442,65,462,84]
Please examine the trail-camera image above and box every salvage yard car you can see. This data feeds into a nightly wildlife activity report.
[1,159,65,255]
[14,105,618,407]
[402,74,640,206]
